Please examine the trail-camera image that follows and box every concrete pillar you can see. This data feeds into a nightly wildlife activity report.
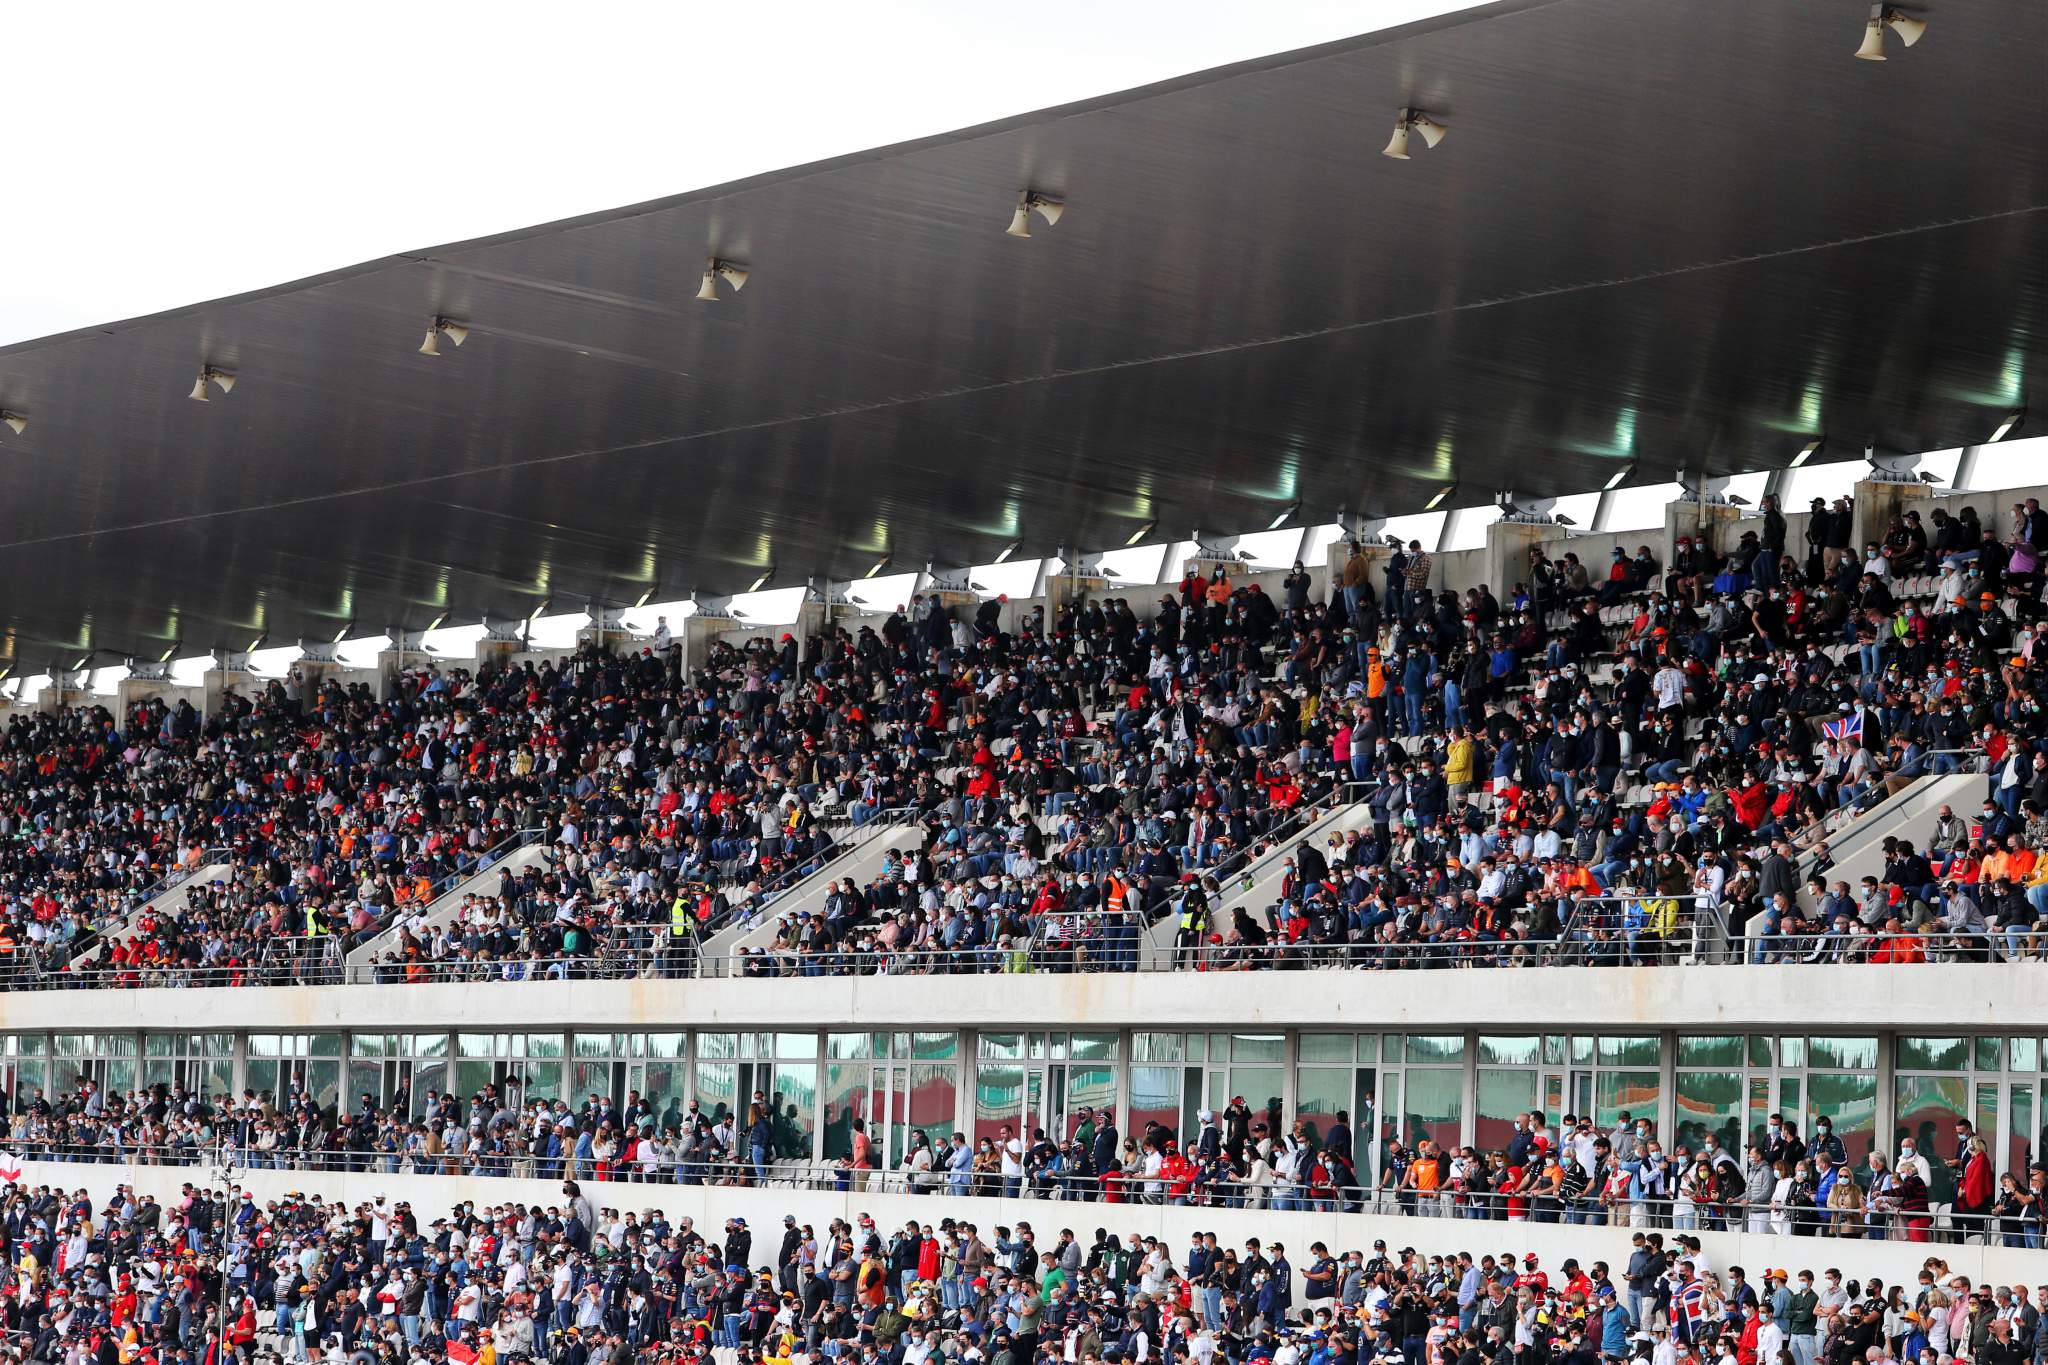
[1484,519,1552,606]
[1662,498,1743,571]
[294,659,344,707]
[1328,539,1392,619]
[1852,478,1930,558]
[1044,570,1103,621]
[681,613,737,679]
[35,678,85,714]
[476,638,523,674]
[116,676,161,717]
[202,669,254,717]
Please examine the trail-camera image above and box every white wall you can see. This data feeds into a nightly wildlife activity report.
[18,1158,2042,1298]
[3,963,2043,1034]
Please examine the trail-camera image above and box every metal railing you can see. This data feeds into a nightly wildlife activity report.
[1789,747,1985,860]
[9,925,2039,992]
[5,1143,2030,1244]
[696,804,921,942]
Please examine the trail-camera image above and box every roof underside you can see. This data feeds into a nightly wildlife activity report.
[0,0,2043,664]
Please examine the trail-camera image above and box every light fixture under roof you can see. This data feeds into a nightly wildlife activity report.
[1855,3,1926,59]
[863,554,892,580]
[1123,519,1157,547]
[1006,191,1064,238]
[1266,500,1302,531]
[189,366,235,402]
[992,539,1022,564]
[1602,463,1635,492]
[1424,482,1457,511]
[0,409,24,437]
[1991,409,2026,443]
[747,569,773,592]
[1790,436,1826,468]
[696,258,750,301]
[1381,107,1448,160]
[419,317,470,356]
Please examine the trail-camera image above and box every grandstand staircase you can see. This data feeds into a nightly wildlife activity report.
[1139,788,1379,967]
[696,814,929,971]
[1794,770,1984,909]
[71,856,235,966]
[344,834,556,980]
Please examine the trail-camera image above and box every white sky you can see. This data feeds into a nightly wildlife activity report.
[0,1,1480,346]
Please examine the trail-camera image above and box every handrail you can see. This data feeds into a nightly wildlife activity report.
[1790,747,1984,859]
[69,844,233,965]
[698,804,921,938]
[342,825,550,979]
[0,1144,2021,1238]
[9,926,2035,993]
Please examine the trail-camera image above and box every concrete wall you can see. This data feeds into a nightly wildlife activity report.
[4,963,2044,1034]
[17,1157,2043,1296]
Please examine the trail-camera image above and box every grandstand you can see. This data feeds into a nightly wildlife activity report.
[0,1,2047,1359]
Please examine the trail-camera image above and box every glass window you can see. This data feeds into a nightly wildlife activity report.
[1599,1036,1658,1068]
[2010,1083,2033,1181]
[1067,1064,1115,1128]
[1543,1035,1566,1066]
[648,1033,685,1059]
[1356,1035,1379,1063]
[1403,1068,1463,1152]
[1975,1038,2002,1073]
[1679,1036,1744,1068]
[1299,1034,1352,1064]
[820,1064,869,1161]
[1808,1072,1878,1171]
[1477,1068,1538,1152]
[978,1033,1024,1061]
[1749,1036,1774,1068]
[827,1033,878,1060]
[1676,1071,1743,1155]
[694,1062,739,1124]
[908,1065,957,1149]
[698,1033,740,1061]
[1228,1067,1286,1126]
[1778,1038,1806,1070]
[1294,1068,1352,1143]
[1898,1037,1968,1071]
[1596,1072,1661,1130]
[1807,1037,1878,1071]
[1133,1033,1181,1064]
[1478,1036,1540,1066]
[773,1033,817,1060]
[1894,1074,1968,1203]
[1069,1033,1117,1063]
[1407,1034,1464,1064]
[1129,1066,1184,1143]
[1232,1034,1285,1063]
[2010,1038,2039,1072]
[767,1063,817,1159]
[974,1064,1024,1145]
[1571,1037,1594,1066]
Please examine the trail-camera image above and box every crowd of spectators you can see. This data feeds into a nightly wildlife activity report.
[10,1069,2048,1251]
[3,1164,2046,1365]
[7,493,2048,989]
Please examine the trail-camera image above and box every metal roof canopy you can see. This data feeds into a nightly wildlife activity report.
[0,0,2042,665]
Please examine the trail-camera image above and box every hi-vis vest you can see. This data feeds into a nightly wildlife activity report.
[1105,877,1128,916]
[669,895,693,938]
[1179,891,1206,932]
